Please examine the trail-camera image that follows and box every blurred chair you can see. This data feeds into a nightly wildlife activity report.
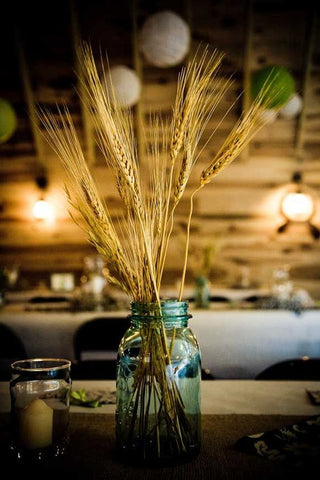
[242,294,272,305]
[242,295,261,303]
[201,368,215,380]
[71,359,119,380]
[209,295,230,303]
[255,357,320,380]
[72,317,130,380]
[72,317,216,381]
[0,323,27,380]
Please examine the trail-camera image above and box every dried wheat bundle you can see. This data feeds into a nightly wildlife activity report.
[38,43,274,302]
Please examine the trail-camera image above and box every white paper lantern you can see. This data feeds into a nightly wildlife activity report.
[258,108,278,124]
[139,10,191,68]
[279,93,303,119]
[105,66,141,108]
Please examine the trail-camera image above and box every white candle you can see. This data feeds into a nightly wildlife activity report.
[19,398,53,449]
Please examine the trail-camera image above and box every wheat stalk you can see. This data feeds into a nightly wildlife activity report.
[37,107,142,298]
[200,103,266,185]
[79,42,166,301]
[157,47,231,287]
[178,90,279,299]
[78,43,143,210]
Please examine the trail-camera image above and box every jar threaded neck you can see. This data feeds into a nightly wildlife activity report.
[129,299,191,328]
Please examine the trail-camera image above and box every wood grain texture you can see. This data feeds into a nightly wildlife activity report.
[0,0,319,298]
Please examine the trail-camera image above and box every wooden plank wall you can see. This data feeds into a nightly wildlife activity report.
[0,0,319,299]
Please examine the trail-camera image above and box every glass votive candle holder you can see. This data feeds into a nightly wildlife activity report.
[9,358,72,462]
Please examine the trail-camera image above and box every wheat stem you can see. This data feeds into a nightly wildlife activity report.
[178,186,203,301]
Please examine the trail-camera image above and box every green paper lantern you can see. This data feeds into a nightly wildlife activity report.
[251,66,295,109]
[0,98,17,143]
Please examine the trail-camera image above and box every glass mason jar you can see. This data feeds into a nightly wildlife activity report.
[116,300,201,466]
[9,358,72,462]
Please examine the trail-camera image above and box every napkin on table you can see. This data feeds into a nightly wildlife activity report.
[234,415,320,468]
[306,389,320,405]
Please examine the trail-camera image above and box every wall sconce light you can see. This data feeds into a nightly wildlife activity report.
[278,172,319,239]
[32,174,55,222]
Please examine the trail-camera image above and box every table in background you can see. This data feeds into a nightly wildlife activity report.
[1,307,320,378]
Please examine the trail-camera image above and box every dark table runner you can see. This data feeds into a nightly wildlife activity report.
[0,412,318,480]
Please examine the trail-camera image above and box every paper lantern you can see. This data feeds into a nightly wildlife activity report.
[139,10,191,68]
[279,93,303,119]
[257,108,278,124]
[105,66,141,108]
[0,98,17,143]
[251,66,295,109]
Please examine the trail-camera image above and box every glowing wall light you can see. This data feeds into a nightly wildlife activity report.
[281,192,314,222]
[32,199,54,221]
[32,173,55,222]
[278,172,319,239]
